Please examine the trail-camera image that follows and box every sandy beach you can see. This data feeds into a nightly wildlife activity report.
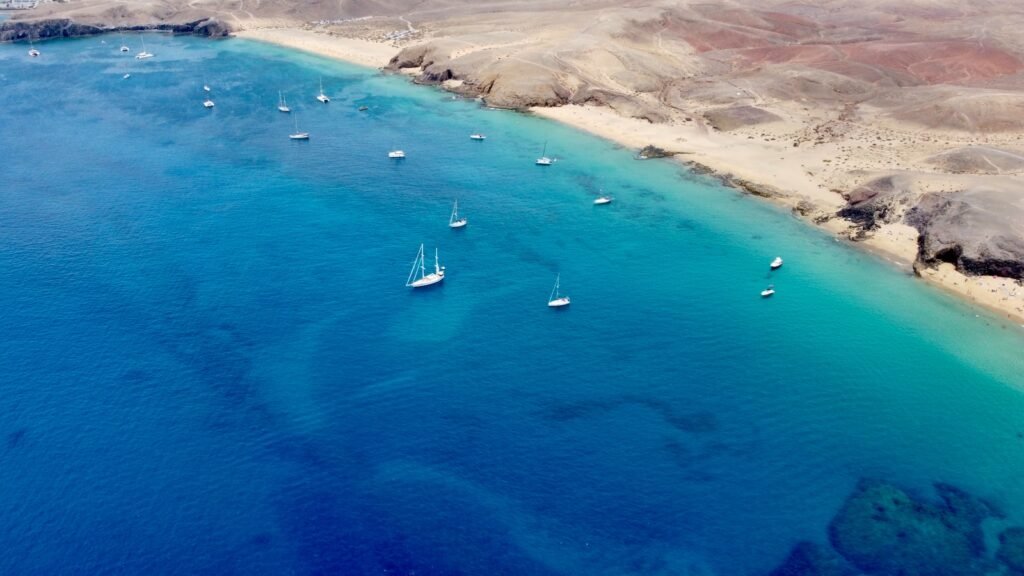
[231,24,1024,327]
[235,27,395,69]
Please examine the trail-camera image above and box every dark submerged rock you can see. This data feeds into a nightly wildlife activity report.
[827,479,999,576]
[768,541,859,576]
[998,527,1024,574]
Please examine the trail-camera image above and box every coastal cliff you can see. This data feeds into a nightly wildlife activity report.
[0,17,229,42]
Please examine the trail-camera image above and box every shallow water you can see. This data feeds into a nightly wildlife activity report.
[2,34,1024,575]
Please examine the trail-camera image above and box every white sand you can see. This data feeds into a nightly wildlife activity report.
[235,28,396,69]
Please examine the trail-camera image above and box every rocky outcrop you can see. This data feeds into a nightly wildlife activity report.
[637,145,678,159]
[906,191,1024,280]
[827,480,998,576]
[0,17,230,42]
[768,542,859,576]
[836,175,909,231]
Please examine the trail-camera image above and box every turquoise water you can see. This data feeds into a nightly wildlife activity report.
[2,34,1024,574]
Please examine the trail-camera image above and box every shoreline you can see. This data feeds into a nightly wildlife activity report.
[239,27,1024,327]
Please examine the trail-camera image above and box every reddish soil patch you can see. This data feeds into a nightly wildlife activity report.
[737,41,1022,86]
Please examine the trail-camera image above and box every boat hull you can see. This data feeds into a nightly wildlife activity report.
[410,272,444,288]
[449,220,467,229]
[548,298,571,307]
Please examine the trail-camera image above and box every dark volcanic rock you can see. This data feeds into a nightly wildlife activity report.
[768,542,859,576]
[638,144,677,159]
[836,176,909,230]
[998,527,1024,574]
[0,17,230,42]
[906,190,1024,280]
[827,479,999,576]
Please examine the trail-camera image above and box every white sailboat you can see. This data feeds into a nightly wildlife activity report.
[406,244,445,288]
[770,256,783,270]
[548,274,570,307]
[119,32,130,53]
[593,194,612,205]
[203,86,215,108]
[316,77,330,103]
[277,91,291,113]
[28,40,40,57]
[536,141,553,166]
[289,115,309,140]
[469,133,486,141]
[203,81,211,92]
[135,36,153,60]
[448,200,467,228]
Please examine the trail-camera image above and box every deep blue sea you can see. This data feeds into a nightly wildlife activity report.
[3,34,1024,575]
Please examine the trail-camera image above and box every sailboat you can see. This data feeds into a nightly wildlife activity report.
[406,244,445,288]
[593,194,612,205]
[536,141,553,165]
[119,32,130,53]
[135,35,153,60]
[277,91,291,113]
[448,200,467,228]
[316,77,330,103]
[289,115,310,140]
[27,40,40,57]
[547,274,570,307]
[203,80,211,92]
[202,85,215,108]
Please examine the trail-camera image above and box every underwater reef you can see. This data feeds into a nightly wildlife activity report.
[769,479,1024,576]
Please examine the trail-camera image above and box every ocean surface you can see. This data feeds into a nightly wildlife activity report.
[3,34,1024,575]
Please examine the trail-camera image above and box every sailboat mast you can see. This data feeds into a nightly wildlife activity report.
[434,248,440,275]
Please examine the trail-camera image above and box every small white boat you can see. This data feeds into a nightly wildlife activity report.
[119,32,130,52]
[289,115,309,140]
[277,91,291,113]
[448,200,467,229]
[203,84,211,93]
[406,244,445,288]
[770,256,783,270]
[761,285,775,298]
[548,274,570,308]
[593,195,613,205]
[203,99,215,108]
[470,133,486,141]
[123,73,131,79]
[28,40,40,57]
[316,77,330,103]
[388,149,406,159]
[536,141,554,166]
[135,36,153,60]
